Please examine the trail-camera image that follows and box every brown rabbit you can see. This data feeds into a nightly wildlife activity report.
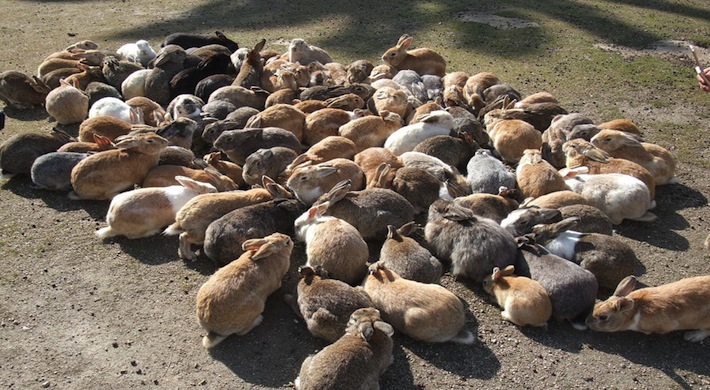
[379,222,442,284]
[195,232,294,348]
[587,275,710,342]
[69,133,168,200]
[233,39,266,89]
[362,262,475,344]
[286,265,374,342]
[295,307,394,390]
[516,148,567,199]
[482,265,553,327]
[381,34,446,77]
[0,71,51,109]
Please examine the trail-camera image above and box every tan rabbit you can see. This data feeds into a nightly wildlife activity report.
[355,147,403,189]
[164,177,282,261]
[483,265,553,327]
[362,262,475,344]
[288,136,357,169]
[339,110,404,152]
[522,190,589,209]
[295,307,394,390]
[69,133,168,200]
[591,129,676,185]
[244,103,306,143]
[196,232,294,348]
[516,148,566,199]
[484,116,543,164]
[141,165,238,192]
[381,34,446,77]
[294,202,369,285]
[587,275,710,342]
[303,107,356,146]
[286,158,365,206]
[96,176,217,239]
[286,265,374,342]
[78,115,133,142]
[453,187,519,223]
[371,86,409,118]
[45,78,89,125]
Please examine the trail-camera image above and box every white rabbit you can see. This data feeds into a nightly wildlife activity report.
[117,39,156,68]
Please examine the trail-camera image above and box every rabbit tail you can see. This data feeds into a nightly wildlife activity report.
[202,332,228,348]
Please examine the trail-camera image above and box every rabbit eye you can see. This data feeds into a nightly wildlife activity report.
[598,314,609,321]
[605,138,612,142]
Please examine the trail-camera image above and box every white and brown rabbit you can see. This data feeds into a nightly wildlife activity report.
[286,265,374,342]
[587,275,710,342]
[195,232,294,348]
[482,265,552,327]
[295,307,394,390]
[362,262,475,344]
[69,133,168,200]
[96,176,217,240]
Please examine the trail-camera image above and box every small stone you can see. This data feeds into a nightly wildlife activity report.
[42,381,50,388]
[199,380,207,386]
[112,342,119,348]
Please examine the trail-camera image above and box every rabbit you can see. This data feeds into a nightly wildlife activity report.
[392,69,427,103]
[69,133,169,200]
[208,85,270,111]
[286,158,365,206]
[381,34,446,77]
[563,171,656,225]
[100,56,145,91]
[586,275,710,342]
[0,128,72,178]
[141,165,237,191]
[165,94,204,121]
[285,265,374,342]
[57,133,113,153]
[597,118,642,135]
[354,147,403,188]
[30,151,90,191]
[195,74,235,103]
[163,31,239,52]
[78,115,133,142]
[515,148,567,199]
[289,136,357,169]
[425,199,518,282]
[45,78,89,125]
[453,187,519,223]
[169,52,232,97]
[463,71,501,113]
[0,70,52,109]
[379,222,442,284]
[120,69,152,100]
[203,151,246,188]
[562,138,656,201]
[213,127,301,165]
[125,97,167,127]
[541,112,595,169]
[63,63,106,91]
[558,204,613,235]
[203,187,305,265]
[158,146,199,168]
[377,164,447,214]
[288,38,333,65]
[500,207,563,237]
[514,91,559,108]
[96,176,217,239]
[482,265,553,327]
[242,147,298,186]
[155,117,198,150]
[117,39,156,67]
[363,262,475,344]
[346,59,375,84]
[295,202,369,285]
[164,177,280,261]
[299,83,375,102]
[483,103,566,133]
[196,232,293,348]
[84,81,122,109]
[527,217,637,290]
[89,97,144,125]
[201,116,250,145]
[311,179,415,241]
[590,129,677,185]
[144,45,188,106]
[483,116,543,164]
[244,103,306,143]
[339,110,404,152]
[370,86,409,118]
[304,107,356,146]
[384,110,454,155]
[413,132,479,171]
[234,39,266,89]
[515,238,598,329]
[522,190,589,209]
[201,100,237,120]
[465,149,517,195]
[324,93,365,111]
[295,307,394,390]
[264,88,297,108]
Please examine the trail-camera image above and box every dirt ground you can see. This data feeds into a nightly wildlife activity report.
[1,1,710,389]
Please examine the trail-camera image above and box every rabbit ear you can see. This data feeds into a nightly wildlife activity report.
[326,180,351,203]
[358,321,374,341]
[374,320,394,338]
[581,145,612,162]
[614,297,635,313]
[386,225,400,241]
[613,276,637,297]
[491,267,501,280]
[244,239,278,260]
[397,221,416,237]
[113,137,139,150]
[396,35,412,49]
[314,165,337,178]
[501,265,515,276]
[298,265,316,277]
[442,204,475,222]
[261,175,276,188]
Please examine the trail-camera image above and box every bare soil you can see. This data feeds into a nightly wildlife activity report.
[1,1,710,389]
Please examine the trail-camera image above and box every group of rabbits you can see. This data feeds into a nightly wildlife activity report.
[1,31,710,389]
